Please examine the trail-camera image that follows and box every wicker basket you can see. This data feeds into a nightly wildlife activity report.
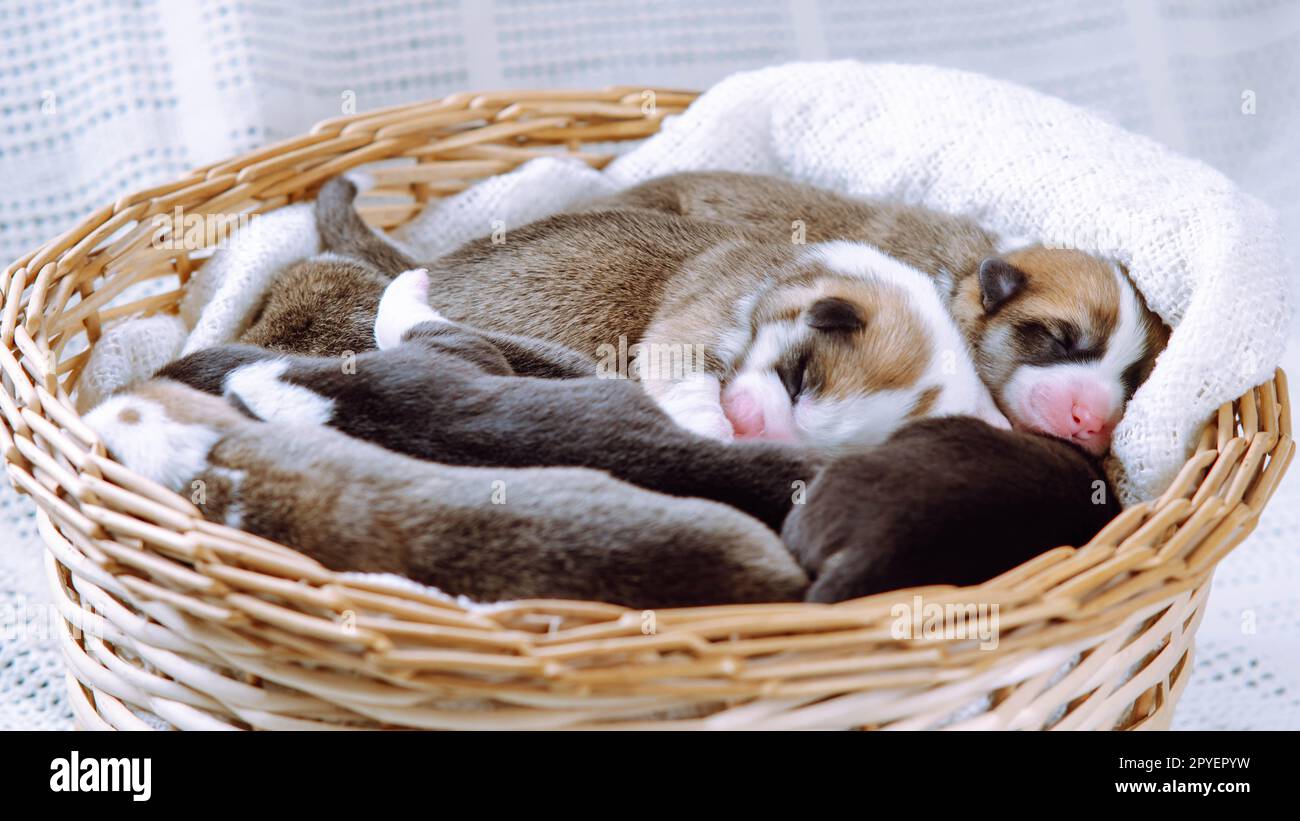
[1,87,1293,730]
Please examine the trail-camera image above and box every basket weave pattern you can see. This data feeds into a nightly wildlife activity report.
[0,88,1293,730]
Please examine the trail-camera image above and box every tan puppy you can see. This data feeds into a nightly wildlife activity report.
[245,178,1005,455]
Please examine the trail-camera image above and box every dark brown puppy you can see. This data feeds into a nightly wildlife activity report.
[158,320,816,532]
[782,416,1120,602]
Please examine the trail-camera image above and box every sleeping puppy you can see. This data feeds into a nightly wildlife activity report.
[243,177,1007,454]
[237,250,594,379]
[159,269,817,531]
[237,251,391,359]
[603,171,1170,455]
[83,381,809,608]
[782,415,1120,602]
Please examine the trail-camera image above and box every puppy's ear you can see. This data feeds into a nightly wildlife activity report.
[978,258,1027,314]
[806,297,865,333]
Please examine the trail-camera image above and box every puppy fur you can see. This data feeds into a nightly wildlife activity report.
[240,252,390,357]
[159,271,817,531]
[603,171,1170,454]
[84,381,809,608]
[252,177,1003,453]
[237,175,424,357]
[781,415,1121,602]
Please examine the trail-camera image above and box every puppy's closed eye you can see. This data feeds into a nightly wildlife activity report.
[1015,320,1096,364]
[775,348,810,400]
[1015,321,1067,357]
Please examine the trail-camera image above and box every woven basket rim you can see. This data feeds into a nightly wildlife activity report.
[1,85,1293,730]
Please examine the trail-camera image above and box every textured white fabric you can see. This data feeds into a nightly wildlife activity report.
[67,205,321,412]
[2,0,1298,731]
[73,313,189,414]
[0,515,67,730]
[394,158,618,257]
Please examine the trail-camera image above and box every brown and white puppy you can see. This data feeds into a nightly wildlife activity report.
[158,269,817,531]
[83,380,809,608]
[604,171,1170,455]
[246,177,1006,455]
[782,415,1121,602]
[629,237,1006,449]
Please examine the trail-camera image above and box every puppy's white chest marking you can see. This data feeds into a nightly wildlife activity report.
[225,360,335,426]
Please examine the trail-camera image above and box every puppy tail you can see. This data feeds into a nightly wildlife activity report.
[315,175,419,275]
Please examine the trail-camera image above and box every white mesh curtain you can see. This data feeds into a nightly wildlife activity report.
[1,0,1298,729]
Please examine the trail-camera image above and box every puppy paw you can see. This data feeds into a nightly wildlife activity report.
[374,268,446,349]
[650,375,736,442]
[671,406,736,442]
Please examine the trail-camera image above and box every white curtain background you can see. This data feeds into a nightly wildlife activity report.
[1,0,1297,729]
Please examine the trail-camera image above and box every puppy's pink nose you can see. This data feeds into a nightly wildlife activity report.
[722,386,797,442]
[723,390,766,439]
[1022,381,1116,454]
[1070,404,1105,437]
[1067,403,1114,454]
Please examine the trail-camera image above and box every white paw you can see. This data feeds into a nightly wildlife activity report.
[670,406,735,442]
[649,374,735,442]
[973,389,1013,430]
[374,268,446,350]
[665,400,738,441]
